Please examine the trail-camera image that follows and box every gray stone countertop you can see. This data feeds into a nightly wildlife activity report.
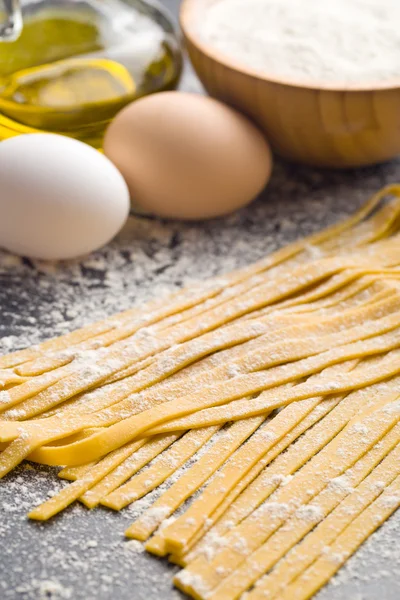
[0,1,399,598]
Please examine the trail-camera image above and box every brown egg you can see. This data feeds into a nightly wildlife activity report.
[103,91,272,220]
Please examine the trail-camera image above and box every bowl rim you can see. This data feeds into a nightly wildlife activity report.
[180,0,400,93]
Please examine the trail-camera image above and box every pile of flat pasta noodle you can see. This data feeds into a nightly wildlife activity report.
[2,185,400,600]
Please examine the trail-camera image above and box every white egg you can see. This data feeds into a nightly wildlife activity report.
[0,133,130,260]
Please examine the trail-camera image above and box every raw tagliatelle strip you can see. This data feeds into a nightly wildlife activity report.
[108,370,355,520]
[125,392,315,543]
[274,471,400,600]
[0,255,377,413]
[1,188,398,403]
[224,423,400,600]
[40,277,397,433]
[248,439,400,600]
[0,292,355,418]
[0,370,27,389]
[165,395,342,566]
[116,274,392,385]
[42,417,265,517]
[141,390,340,557]
[173,396,400,599]
[1,187,400,600]
[201,425,400,600]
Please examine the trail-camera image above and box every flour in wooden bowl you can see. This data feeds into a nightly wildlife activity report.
[199,0,400,86]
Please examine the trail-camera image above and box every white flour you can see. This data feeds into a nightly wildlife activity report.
[200,0,400,86]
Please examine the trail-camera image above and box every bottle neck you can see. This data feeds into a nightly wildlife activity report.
[0,0,23,41]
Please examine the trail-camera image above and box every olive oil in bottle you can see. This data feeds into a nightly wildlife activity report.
[0,0,182,147]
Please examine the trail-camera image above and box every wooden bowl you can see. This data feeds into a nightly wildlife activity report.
[180,0,400,169]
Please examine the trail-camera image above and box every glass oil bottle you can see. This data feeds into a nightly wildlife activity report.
[0,0,182,147]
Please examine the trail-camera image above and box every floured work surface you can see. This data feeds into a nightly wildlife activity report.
[1,35,400,600]
[2,170,398,598]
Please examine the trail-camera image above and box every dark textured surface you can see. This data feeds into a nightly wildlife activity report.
[1,1,400,598]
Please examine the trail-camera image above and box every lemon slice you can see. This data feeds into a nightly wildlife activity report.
[0,57,136,129]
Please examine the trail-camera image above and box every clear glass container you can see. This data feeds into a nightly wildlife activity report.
[0,0,182,147]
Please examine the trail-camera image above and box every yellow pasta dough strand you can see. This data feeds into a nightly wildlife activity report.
[14,318,167,379]
[174,393,344,566]
[0,186,399,600]
[3,253,400,422]
[148,318,400,437]
[16,266,298,381]
[256,452,400,600]
[175,379,385,575]
[79,430,191,509]
[58,462,97,481]
[0,211,398,394]
[28,353,158,421]
[280,281,395,319]
[27,438,147,520]
[0,320,117,370]
[0,370,28,388]
[127,192,400,349]
[7,310,302,420]
[181,373,397,566]
[1,270,246,375]
[83,416,264,510]
[101,426,219,511]
[175,396,399,599]
[0,324,396,446]
[175,197,400,331]
[106,407,304,513]
[28,433,181,520]
[56,428,168,484]
[171,280,396,387]
[148,339,400,437]
[207,424,400,600]
[124,416,271,542]
[44,292,400,434]
[146,280,396,391]
[0,222,339,379]
[286,478,400,600]
[0,313,295,419]
[37,425,212,516]
[0,204,396,442]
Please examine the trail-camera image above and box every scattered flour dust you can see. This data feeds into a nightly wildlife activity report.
[0,203,296,355]
[200,0,400,86]
[1,161,400,599]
